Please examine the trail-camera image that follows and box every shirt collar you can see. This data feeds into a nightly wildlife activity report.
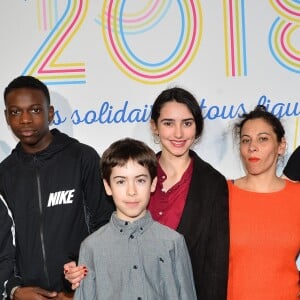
[110,211,153,237]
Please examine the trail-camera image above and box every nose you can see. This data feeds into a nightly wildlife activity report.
[248,140,257,152]
[174,124,183,138]
[127,182,137,196]
[20,111,32,124]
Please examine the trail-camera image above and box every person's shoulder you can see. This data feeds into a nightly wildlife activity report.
[0,151,17,174]
[73,141,99,156]
[65,135,98,154]
[53,129,99,155]
[284,179,300,190]
[151,221,183,241]
[81,222,111,246]
[190,150,226,180]
[293,145,300,153]
[64,137,100,161]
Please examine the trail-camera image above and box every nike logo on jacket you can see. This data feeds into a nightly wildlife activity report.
[47,189,75,207]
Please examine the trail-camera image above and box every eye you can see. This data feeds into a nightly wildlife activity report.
[137,178,146,184]
[115,179,125,185]
[9,109,21,116]
[31,107,42,113]
[183,120,193,127]
[162,121,173,127]
[241,138,250,144]
[258,136,268,143]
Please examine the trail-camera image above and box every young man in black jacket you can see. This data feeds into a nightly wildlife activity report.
[0,75,114,299]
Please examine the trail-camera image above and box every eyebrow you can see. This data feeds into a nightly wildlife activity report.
[241,132,272,137]
[112,174,149,180]
[160,118,194,122]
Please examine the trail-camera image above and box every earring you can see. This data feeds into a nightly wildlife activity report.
[277,154,285,168]
[153,133,160,144]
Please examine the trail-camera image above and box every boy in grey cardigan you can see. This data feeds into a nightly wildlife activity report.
[74,138,196,300]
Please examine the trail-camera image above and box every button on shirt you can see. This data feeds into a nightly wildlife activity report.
[148,158,193,230]
[74,211,196,300]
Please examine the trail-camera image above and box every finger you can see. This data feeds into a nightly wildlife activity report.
[65,266,87,281]
[65,264,86,275]
[64,261,77,273]
[72,282,80,290]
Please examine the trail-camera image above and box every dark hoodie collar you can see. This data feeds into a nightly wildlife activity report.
[15,129,77,163]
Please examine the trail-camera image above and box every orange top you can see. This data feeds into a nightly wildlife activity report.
[227,180,300,300]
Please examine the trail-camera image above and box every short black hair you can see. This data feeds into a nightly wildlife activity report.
[4,75,50,105]
[101,138,157,183]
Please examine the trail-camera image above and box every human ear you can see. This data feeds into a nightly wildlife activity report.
[4,110,10,126]
[150,177,157,193]
[103,179,113,196]
[48,105,55,124]
[150,120,158,135]
[278,137,287,156]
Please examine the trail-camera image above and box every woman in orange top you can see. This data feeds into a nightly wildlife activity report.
[227,105,300,299]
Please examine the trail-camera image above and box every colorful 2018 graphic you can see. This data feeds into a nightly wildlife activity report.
[23,0,203,85]
[222,0,247,77]
[99,0,202,84]
[268,0,300,147]
[269,0,300,73]
[22,0,251,84]
[23,0,88,85]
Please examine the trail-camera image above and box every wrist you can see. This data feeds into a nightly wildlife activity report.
[10,286,20,299]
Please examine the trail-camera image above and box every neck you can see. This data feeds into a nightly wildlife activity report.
[236,173,285,193]
[159,152,191,177]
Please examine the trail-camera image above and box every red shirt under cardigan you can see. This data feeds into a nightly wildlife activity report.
[148,158,193,230]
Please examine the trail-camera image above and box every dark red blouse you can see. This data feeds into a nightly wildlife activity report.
[148,158,193,230]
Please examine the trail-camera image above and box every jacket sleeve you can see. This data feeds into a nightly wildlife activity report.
[202,175,229,300]
[80,147,114,233]
[283,146,300,181]
[174,235,197,300]
[0,194,15,299]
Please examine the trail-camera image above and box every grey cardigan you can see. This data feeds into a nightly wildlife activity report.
[74,211,197,300]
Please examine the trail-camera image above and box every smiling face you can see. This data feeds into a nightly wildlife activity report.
[239,118,286,176]
[151,101,196,159]
[5,88,54,154]
[103,159,157,222]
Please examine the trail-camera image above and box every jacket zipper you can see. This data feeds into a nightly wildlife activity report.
[34,156,50,287]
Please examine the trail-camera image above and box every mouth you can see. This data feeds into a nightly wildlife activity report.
[248,157,260,162]
[19,129,37,137]
[125,202,139,207]
[170,140,186,147]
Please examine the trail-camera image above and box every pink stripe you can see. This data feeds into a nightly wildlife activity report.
[280,22,300,61]
[42,0,47,30]
[108,0,160,24]
[39,0,85,74]
[107,0,198,79]
[275,0,300,17]
[38,68,84,73]
[228,0,236,76]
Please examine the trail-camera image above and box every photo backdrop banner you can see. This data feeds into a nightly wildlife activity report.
[0,0,299,179]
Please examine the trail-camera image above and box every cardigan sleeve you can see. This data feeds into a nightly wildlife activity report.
[177,154,230,300]
[202,175,229,300]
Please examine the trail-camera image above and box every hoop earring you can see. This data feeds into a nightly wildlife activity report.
[153,133,160,144]
[277,154,285,169]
